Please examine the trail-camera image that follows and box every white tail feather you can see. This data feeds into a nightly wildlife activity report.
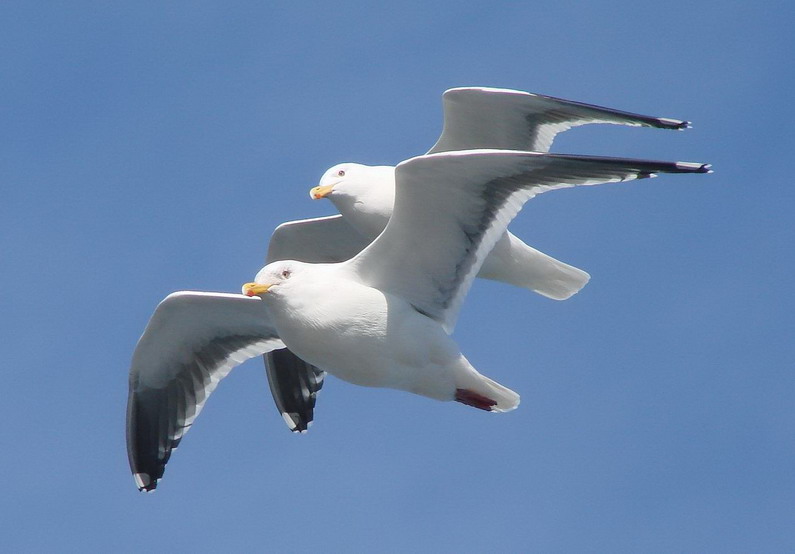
[478,231,590,300]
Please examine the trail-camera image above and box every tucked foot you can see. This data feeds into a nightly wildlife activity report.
[455,388,498,411]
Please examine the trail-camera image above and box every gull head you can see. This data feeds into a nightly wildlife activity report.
[308,163,397,236]
[309,163,395,205]
[243,261,300,297]
[309,163,371,201]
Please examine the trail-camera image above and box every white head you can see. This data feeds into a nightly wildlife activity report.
[242,260,302,298]
[308,163,396,221]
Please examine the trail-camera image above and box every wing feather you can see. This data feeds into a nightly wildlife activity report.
[126,291,284,491]
[267,214,371,264]
[349,150,710,333]
[428,87,689,154]
[264,349,326,432]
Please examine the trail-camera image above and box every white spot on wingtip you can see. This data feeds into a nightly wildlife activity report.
[134,472,151,491]
[282,411,312,433]
[282,412,298,430]
[676,162,711,172]
[658,117,687,127]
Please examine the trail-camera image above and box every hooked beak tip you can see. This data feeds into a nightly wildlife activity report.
[309,184,334,200]
[242,282,270,296]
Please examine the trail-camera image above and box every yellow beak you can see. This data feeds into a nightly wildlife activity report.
[242,282,272,296]
[309,184,335,200]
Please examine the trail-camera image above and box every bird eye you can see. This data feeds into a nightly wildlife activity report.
[281,269,291,279]
[337,169,345,177]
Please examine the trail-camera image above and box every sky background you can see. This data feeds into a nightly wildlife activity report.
[2,2,793,552]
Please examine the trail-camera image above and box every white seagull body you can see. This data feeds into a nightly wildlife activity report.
[127,149,710,491]
[263,87,694,432]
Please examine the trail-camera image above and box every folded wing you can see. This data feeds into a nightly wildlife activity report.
[428,87,689,154]
[349,150,710,333]
[127,291,284,491]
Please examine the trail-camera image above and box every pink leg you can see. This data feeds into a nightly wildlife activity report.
[455,388,497,411]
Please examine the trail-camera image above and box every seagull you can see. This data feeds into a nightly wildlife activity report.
[127,149,710,491]
[264,87,694,432]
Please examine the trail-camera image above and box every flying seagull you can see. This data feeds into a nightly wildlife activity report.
[127,149,710,491]
[264,86,693,432]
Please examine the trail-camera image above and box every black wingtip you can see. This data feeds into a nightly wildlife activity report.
[282,411,308,433]
[673,161,712,174]
[134,472,158,492]
[655,117,691,130]
[265,349,325,433]
[127,386,171,492]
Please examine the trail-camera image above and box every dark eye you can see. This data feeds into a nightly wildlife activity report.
[281,269,291,279]
[337,169,345,177]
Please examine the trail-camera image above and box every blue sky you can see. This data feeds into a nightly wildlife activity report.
[2,2,793,552]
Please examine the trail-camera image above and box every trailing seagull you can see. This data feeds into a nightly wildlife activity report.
[127,149,710,491]
[264,87,693,432]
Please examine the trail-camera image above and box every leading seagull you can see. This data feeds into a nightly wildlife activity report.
[126,149,710,491]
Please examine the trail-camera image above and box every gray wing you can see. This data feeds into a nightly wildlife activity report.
[264,215,371,432]
[127,292,284,491]
[267,214,371,263]
[351,150,710,333]
[428,87,689,154]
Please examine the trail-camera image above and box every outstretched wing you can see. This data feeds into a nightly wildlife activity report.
[127,291,284,491]
[428,87,689,154]
[264,215,369,431]
[349,150,710,333]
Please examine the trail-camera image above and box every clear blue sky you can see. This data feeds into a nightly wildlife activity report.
[2,2,793,552]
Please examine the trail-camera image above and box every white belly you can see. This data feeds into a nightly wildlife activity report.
[268,282,459,399]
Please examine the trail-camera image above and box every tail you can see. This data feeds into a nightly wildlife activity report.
[478,231,590,300]
[454,366,520,412]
